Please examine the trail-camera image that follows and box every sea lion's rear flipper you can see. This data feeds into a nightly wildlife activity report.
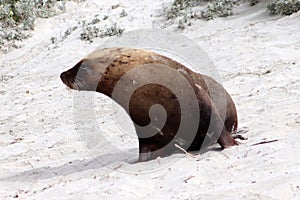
[218,131,239,148]
[231,127,249,141]
[232,134,248,140]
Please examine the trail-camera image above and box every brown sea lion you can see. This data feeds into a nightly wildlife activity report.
[60,47,239,162]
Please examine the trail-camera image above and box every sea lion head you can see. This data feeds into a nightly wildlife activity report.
[60,48,123,91]
[60,59,101,91]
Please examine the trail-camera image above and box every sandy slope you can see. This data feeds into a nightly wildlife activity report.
[1,0,300,199]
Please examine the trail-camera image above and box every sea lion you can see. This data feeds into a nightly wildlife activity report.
[60,47,239,162]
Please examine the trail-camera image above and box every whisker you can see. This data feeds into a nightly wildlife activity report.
[74,78,87,90]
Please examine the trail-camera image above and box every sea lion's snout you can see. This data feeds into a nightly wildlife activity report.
[60,70,77,90]
[60,71,69,86]
[60,71,67,83]
[60,67,95,91]
[61,60,96,91]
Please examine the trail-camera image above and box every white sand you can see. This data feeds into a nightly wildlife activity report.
[1,0,300,199]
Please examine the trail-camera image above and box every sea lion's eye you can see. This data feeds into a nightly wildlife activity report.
[80,65,87,70]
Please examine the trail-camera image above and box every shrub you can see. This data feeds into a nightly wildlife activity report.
[268,0,300,15]
[249,0,259,6]
[165,0,239,27]
[165,0,195,20]
[120,9,128,17]
[0,0,66,51]
[80,18,124,42]
[201,0,238,20]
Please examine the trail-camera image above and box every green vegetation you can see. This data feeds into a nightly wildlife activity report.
[201,0,238,20]
[268,0,300,15]
[80,19,124,43]
[249,0,259,6]
[165,0,239,21]
[165,0,300,29]
[1,0,299,51]
[0,0,65,29]
[0,0,66,51]
[165,0,194,20]
[1,0,125,51]
[165,0,239,29]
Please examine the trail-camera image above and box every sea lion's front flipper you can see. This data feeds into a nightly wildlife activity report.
[138,142,164,162]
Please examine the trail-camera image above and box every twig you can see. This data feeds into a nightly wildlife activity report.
[113,164,123,170]
[27,161,34,169]
[175,144,196,158]
[251,139,278,146]
[183,175,195,183]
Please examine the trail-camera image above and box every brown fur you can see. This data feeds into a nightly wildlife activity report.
[60,47,238,162]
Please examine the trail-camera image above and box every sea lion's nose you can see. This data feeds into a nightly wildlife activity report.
[60,72,65,81]
[60,72,67,82]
